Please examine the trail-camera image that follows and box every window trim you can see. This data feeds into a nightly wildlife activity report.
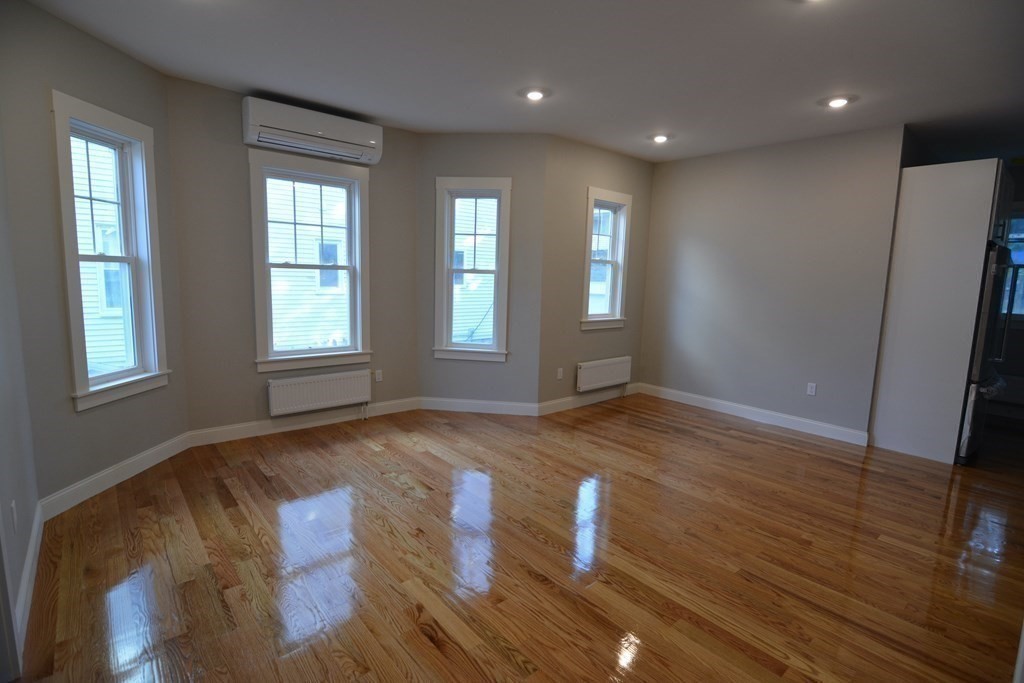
[581,186,631,331]
[434,177,511,362]
[250,148,371,373]
[52,91,169,411]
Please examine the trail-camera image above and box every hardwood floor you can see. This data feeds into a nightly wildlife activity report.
[20,394,1024,681]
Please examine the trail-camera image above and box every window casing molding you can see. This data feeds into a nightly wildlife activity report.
[249,149,371,373]
[581,186,631,331]
[52,91,169,411]
[434,177,511,361]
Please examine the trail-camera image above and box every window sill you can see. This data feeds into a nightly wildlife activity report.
[433,348,508,362]
[580,318,626,331]
[257,351,372,373]
[73,370,170,412]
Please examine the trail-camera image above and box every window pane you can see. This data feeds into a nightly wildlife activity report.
[323,226,349,265]
[588,262,612,316]
[91,200,124,256]
[268,222,296,263]
[474,234,496,270]
[454,234,477,270]
[80,261,136,378]
[271,267,351,352]
[75,197,95,254]
[295,225,324,266]
[451,272,494,346]
[454,198,478,234]
[593,208,613,236]
[70,137,90,196]
[322,185,347,227]
[592,234,610,260]
[266,178,294,223]
[294,182,321,225]
[475,198,498,234]
[86,140,120,203]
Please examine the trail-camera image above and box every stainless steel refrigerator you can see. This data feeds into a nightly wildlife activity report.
[956,169,1015,463]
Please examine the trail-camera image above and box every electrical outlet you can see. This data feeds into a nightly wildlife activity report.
[375,369,383,383]
[556,367,564,380]
[10,500,17,536]
[806,382,817,396]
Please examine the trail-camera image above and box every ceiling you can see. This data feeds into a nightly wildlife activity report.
[28,0,1024,161]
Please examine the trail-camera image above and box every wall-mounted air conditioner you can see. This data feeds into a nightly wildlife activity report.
[242,96,383,165]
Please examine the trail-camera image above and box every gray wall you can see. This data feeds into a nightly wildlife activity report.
[642,126,905,431]
[416,134,549,403]
[0,108,39,674]
[539,137,653,402]
[167,79,423,429]
[0,0,189,498]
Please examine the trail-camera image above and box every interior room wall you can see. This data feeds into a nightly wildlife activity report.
[641,126,905,432]
[0,0,189,498]
[539,137,654,403]
[167,78,423,430]
[0,112,40,672]
[415,134,549,403]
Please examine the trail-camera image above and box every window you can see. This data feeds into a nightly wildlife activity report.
[581,187,631,330]
[434,177,511,361]
[1002,216,1024,317]
[250,149,370,372]
[53,91,169,411]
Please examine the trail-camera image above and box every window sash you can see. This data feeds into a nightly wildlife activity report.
[70,129,148,386]
[446,191,500,350]
[582,188,631,324]
[252,153,369,365]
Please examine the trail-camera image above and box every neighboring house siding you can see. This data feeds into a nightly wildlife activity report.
[271,233,351,352]
[80,263,130,374]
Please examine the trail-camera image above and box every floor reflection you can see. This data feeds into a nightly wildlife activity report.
[616,631,642,673]
[277,487,358,647]
[105,565,158,678]
[574,475,607,577]
[452,470,493,597]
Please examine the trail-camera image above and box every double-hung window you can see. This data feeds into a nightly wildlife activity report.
[434,177,511,361]
[250,149,370,372]
[52,91,168,411]
[581,187,631,330]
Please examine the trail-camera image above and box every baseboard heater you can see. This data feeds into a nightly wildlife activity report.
[577,356,632,392]
[268,369,371,417]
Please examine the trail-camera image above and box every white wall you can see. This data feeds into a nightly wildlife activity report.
[0,102,40,677]
[0,0,189,499]
[166,79,423,430]
[416,134,549,403]
[642,126,905,432]
[539,138,653,402]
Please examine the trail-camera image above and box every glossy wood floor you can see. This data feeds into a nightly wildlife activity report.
[21,395,1024,681]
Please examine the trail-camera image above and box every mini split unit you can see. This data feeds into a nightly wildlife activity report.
[242,96,383,165]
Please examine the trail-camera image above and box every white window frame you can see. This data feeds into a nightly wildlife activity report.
[581,186,631,330]
[52,91,169,411]
[434,177,511,362]
[250,148,371,373]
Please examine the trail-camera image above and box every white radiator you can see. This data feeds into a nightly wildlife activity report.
[577,356,632,392]
[268,369,371,416]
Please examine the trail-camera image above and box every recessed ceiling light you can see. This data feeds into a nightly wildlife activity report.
[817,94,860,109]
[648,133,675,144]
[518,87,552,102]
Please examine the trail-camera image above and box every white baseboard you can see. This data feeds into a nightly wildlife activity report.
[536,386,627,415]
[630,383,869,446]
[13,501,42,670]
[420,396,538,416]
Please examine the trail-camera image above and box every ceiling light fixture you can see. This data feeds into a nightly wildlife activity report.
[817,94,860,109]
[648,133,675,144]
[518,87,552,102]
